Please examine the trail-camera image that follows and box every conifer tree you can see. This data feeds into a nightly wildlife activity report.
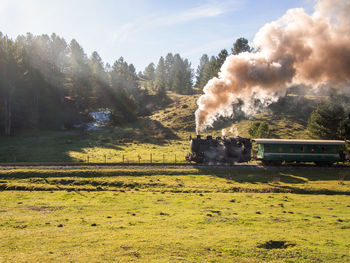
[307,102,346,139]
[154,56,166,94]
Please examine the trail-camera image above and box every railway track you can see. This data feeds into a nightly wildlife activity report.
[0,162,349,170]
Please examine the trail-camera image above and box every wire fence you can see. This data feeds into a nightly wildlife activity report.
[84,153,187,164]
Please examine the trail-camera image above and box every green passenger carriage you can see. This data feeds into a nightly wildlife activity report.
[254,139,346,165]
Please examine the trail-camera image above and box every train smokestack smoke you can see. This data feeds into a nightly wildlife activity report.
[195,0,350,134]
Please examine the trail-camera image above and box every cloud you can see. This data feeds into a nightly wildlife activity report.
[110,22,137,43]
[183,38,234,57]
[108,0,242,45]
[152,5,225,27]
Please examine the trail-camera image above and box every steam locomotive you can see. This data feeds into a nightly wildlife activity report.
[186,135,346,165]
[186,135,252,164]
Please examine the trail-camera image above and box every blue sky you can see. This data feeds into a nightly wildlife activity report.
[0,0,314,71]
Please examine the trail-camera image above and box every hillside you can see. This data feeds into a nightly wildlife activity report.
[150,92,312,139]
[150,93,199,133]
[0,92,318,163]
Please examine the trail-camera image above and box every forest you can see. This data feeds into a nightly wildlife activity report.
[0,31,252,136]
[1,32,349,140]
[0,32,200,135]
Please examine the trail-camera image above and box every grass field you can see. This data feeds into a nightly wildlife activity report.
[0,93,315,164]
[0,168,349,262]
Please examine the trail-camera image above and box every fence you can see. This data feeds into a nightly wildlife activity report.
[85,153,187,164]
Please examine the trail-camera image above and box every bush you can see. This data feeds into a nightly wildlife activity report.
[248,121,271,138]
[307,102,348,139]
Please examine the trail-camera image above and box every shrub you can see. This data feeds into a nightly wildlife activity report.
[248,121,271,138]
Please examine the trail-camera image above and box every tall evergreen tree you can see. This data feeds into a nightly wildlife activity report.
[199,56,217,90]
[194,54,209,90]
[307,102,347,139]
[89,51,109,108]
[65,39,92,112]
[215,49,228,71]
[154,56,166,95]
[164,53,174,89]
[143,62,155,91]
[0,34,22,135]
[143,62,155,81]
[109,57,138,124]
[231,37,251,55]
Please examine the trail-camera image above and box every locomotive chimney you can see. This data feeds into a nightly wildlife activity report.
[197,135,201,139]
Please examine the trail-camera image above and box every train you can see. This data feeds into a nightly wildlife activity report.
[186,135,346,165]
[186,135,252,164]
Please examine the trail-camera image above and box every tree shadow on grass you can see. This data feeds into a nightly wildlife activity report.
[0,129,125,163]
[0,117,180,163]
[0,169,202,179]
[196,167,350,195]
[197,168,350,184]
[269,184,350,195]
[113,118,179,145]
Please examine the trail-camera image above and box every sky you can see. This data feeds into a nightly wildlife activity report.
[0,0,314,72]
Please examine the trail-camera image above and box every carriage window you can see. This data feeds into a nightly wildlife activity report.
[289,147,294,153]
[332,147,337,153]
[265,146,270,152]
[300,146,305,152]
[311,148,315,153]
[321,147,326,153]
[278,146,283,152]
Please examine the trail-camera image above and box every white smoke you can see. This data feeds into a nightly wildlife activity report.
[195,0,350,133]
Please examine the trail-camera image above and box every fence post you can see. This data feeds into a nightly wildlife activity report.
[87,155,89,163]
[122,155,124,163]
[175,154,176,164]
[104,155,107,163]
[150,153,152,163]
[138,154,141,164]
[163,154,165,164]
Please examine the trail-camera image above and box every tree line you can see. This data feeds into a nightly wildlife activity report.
[194,37,251,91]
[141,53,193,97]
[0,31,252,136]
[0,32,154,135]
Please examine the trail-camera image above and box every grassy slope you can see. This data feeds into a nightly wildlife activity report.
[0,92,314,163]
[0,168,349,262]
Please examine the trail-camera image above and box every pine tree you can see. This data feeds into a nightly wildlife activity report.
[66,39,92,112]
[307,102,346,139]
[215,49,228,72]
[199,56,217,90]
[231,37,251,55]
[164,53,174,89]
[0,34,22,135]
[154,56,166,95]
[194,54,209,90]
[89,51,108,108]
[143,63,155,81]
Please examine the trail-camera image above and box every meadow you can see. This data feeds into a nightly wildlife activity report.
[0,93,349,262]
[0,168,349,262]
[0,93,313,164]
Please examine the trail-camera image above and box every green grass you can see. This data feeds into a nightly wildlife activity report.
[0,128,189,163]
[0,93,317,164]
[233,113,310,139]
[0,168,349,262]
[0,168,349,194]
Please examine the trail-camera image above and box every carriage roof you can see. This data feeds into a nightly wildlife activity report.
[253,139,345,145]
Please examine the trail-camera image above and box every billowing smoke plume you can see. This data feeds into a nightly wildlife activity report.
[195,0,350,134]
